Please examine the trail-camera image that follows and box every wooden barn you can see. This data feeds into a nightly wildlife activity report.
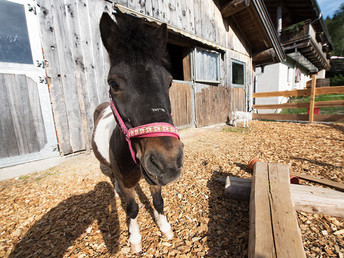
[0,0,284,167]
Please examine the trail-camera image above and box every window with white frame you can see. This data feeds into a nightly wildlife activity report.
[231,59,245,87]
[194,47,220,83]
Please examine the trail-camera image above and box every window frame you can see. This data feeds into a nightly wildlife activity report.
[193,47,221,84]
[231,59,246,88]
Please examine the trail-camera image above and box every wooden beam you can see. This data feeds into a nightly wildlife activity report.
[221,0,250,18]
[253,100,344,109]
[252,48,276,64]
[221,176,344,217]
[249,162,305,257]
[252,86,344,98]
[253,113,344,122]
[292,172,344,192]
[309,74,317,123]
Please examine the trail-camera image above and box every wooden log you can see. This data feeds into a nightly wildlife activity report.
[220,176,344,217]
[292,172,344,192]
[249,162,305,257]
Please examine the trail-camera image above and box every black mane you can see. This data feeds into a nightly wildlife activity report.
[107,13,169,67]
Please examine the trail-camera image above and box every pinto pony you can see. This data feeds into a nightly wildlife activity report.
[91,12,184,252]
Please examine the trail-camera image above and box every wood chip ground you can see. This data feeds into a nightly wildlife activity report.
[0,121,343,257]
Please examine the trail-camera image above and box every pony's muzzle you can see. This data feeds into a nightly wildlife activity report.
[137,137,184,186]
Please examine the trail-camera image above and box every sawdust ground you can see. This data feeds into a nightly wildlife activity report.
[1,121,343,257]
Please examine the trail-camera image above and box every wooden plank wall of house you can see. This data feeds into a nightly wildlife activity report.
[36,0,252,154]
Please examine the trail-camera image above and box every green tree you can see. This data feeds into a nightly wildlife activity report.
[325,3,344,56]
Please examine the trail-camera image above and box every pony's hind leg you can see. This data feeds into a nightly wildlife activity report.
[117,181,142,252]
[150,185,174,240]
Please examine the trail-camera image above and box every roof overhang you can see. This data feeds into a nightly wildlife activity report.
[221,0,285,66]
[287,51,318,73]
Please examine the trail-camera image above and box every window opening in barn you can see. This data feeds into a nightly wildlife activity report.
[166,43,192,81]
[0,0,33,64]
[194,47,220,84]
[232,59,245,87]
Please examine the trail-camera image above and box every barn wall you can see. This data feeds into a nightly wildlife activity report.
[37,0,112,154]
[37,0,253,154]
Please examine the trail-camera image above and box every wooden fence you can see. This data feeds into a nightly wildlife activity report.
[253,74,344,123]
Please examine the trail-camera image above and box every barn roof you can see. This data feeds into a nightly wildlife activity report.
[220,0,286,66]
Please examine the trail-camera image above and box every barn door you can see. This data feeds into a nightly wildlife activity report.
[0,0,58,167]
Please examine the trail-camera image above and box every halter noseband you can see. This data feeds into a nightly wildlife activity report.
[109,100,180,165]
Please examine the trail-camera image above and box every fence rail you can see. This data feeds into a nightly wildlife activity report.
[253,74,344,123]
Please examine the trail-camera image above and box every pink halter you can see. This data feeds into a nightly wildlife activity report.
[109,101,180,165]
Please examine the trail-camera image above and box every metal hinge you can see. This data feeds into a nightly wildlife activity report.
[28,4,37,15]
[36,60,45,68]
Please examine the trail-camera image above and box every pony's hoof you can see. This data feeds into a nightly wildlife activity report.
[163,229,174,240]
[130,242,142,253]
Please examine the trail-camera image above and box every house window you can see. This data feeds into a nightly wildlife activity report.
[194,47,220,83]
[232,60,245,87]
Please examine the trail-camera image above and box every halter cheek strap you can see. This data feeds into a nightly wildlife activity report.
[109,101,180,165]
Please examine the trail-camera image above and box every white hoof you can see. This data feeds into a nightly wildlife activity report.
[130,242,142,253]
[163,229,174,240]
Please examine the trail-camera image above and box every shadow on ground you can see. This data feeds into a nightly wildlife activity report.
[206,171,250,257]
[9,181,120,257]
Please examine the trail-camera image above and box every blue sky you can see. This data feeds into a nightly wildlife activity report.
[317,0,343,18]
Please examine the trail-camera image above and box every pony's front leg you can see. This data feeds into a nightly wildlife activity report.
[150,185,174,240]
[118,182,142,252]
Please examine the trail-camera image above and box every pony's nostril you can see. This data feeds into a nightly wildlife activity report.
[149,154,163,172]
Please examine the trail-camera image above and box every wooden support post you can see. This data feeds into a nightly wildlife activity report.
[309,74,317,123]
[249,162,305,257]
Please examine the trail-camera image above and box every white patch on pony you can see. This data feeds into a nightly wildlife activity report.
[114,180,120,198]
[154,209,172,236]
[93,106,116,164]
[128,218,141,244]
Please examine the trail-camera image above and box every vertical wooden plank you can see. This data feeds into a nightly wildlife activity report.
[309,73,317,123]
[145,0,153,16]
[4,74,30,155]
[77,0,102,140]
[0,74,19,158]
[51,0,85,152]
[87,0,110,104]
[151,0,162,20]
[65,0,92,151]
[193,0,201,36]
[249,162,276,257]
[37,0,72,154]
[185,0,195,33]
[268,163,305,257]
[26,76,47,150]
[16,74,40,153]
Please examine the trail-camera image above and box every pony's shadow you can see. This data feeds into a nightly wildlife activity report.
[9,181,120,257]
[206,171,250,257]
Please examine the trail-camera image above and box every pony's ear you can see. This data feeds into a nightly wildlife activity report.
[99,12,118,52]
[154,23,168,53]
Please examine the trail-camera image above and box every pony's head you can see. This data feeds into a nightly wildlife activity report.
[100,12,184,186]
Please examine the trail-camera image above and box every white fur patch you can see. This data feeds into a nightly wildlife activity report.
[129,218,141,244]
[93,106,116,164]
[154,209,171,233]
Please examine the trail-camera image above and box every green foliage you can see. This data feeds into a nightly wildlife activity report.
[330,73,344,86]
[325,3,344,56]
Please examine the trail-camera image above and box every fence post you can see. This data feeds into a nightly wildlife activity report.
[309,74,317,123]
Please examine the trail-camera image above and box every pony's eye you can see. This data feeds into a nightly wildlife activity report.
[109,80,120,92]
